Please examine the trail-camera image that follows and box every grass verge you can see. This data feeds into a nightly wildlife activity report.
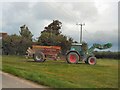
[2,55,118,88]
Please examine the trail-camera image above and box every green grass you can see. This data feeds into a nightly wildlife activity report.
[2,55,118,88]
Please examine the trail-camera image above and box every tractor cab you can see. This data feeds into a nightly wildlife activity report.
[70,43,85,56]
[70,43,82,52]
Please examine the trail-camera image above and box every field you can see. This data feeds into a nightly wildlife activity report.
[2,55,118,88]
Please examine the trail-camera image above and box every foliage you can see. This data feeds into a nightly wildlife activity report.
[2,21,73,55]
[19,25,33,41]
[2,25,33,55]
[38,32,55,46]
[41,20,62,35]
[38,20,73,54]
[2,55,118,88]
[94,51,119,59]
[2,34,32,55]
[2,34,20,55]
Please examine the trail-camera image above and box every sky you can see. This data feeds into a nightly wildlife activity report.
[0,0,119,51]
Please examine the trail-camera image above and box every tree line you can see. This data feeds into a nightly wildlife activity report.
[94,51,120,59]
[2,20,73,55]
[2,25,33,55]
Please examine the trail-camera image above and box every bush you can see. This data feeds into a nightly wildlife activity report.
[2,34,32,55]
[94,51,119,59]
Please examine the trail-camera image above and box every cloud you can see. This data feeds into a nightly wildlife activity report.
[0,2,2,32]
[1,1,118,51]
[2,2,99,35]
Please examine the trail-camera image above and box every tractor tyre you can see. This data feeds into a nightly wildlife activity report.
[66,52,79,64]
[87,56,96,65]
[33,51,46,62]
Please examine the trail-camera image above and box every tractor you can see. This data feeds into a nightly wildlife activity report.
[66,23,112,65]
[66,43,112,65]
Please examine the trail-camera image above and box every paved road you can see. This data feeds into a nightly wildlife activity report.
[1,71,48,88]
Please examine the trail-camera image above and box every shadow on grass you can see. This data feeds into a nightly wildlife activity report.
[20,59,107,67]
[21,58,88,65]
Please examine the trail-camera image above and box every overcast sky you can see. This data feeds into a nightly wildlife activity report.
[0,0,119,51]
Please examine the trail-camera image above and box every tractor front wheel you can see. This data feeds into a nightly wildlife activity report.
[66,52,79,64]
[87,56,96,65]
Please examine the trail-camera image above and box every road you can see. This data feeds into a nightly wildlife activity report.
[1,71,48,88]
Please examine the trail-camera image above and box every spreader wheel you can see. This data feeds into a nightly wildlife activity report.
[87,56,96,65]
[66,52,79,64]
[33,51,46,62]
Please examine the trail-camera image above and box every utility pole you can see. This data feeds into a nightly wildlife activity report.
[76,23,85,44]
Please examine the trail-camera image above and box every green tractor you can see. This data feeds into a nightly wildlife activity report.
[66,23,112,65]
[66,43,112,65]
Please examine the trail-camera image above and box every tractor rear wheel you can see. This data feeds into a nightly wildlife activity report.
[66,52,79,64]
[87,56,96,65]
[33,51,46,62]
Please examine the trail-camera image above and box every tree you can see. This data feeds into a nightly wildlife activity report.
[57,35,73,54]
[19,25,33,41]
[41,20,62,35]
[38,20,73,54]
[2,34,21,55]
[2,34,32,55]
[38,33,52,45]
[2,25,33,55]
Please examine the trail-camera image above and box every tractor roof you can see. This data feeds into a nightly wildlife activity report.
[72,43,82,46]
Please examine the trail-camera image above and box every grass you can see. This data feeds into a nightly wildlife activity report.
[2,55,118,88]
